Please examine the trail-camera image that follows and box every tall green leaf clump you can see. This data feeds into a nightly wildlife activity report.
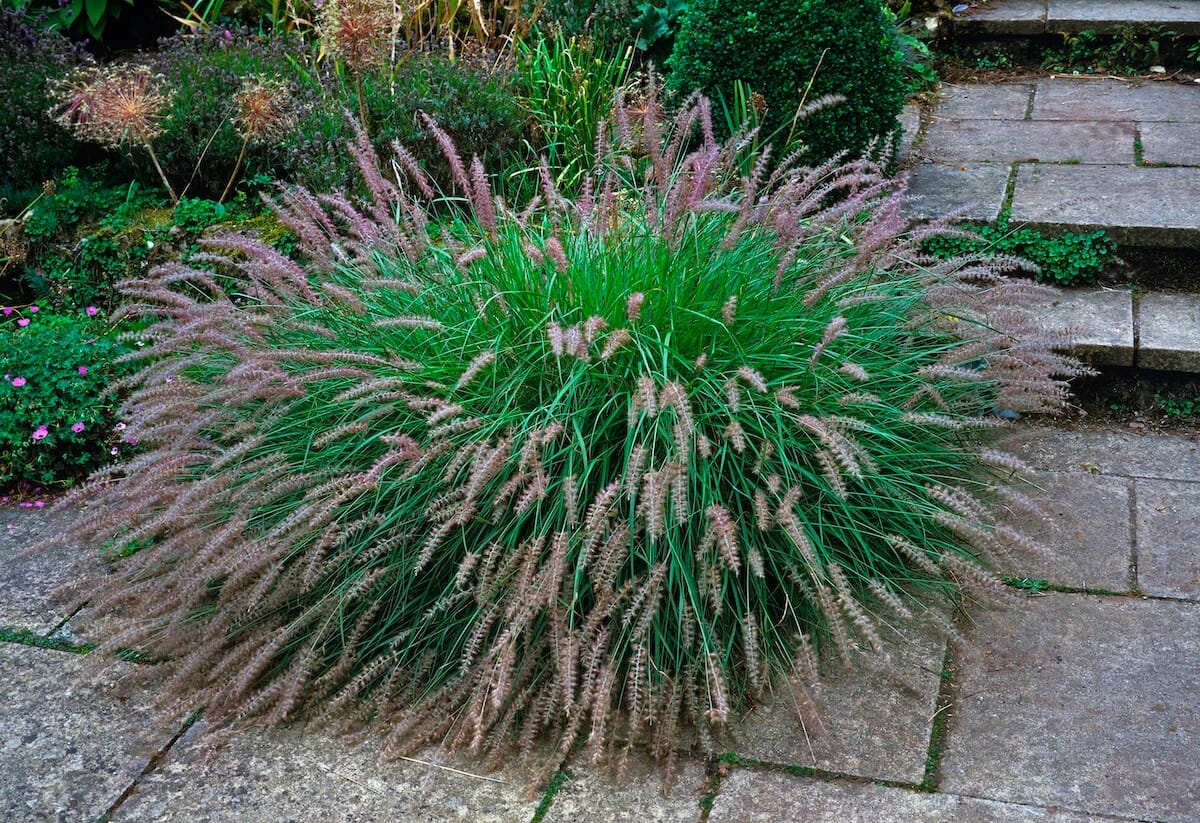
[667,0,907,164]
[60,92,1080,777]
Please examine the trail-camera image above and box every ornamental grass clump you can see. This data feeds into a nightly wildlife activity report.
[59,90,1083,777]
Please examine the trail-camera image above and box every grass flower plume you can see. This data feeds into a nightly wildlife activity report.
[60,92,1084,778]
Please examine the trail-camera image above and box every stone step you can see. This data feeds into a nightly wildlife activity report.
[950,0,1200,37]
[903,76,1200,268]
[1021,287,1200,373]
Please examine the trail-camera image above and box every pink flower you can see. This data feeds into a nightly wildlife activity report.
[16,318,30,327]
[115,422,126,431]
[71,422,85,433]
[11,377,26,387]
[86,306,98,316]
[32,425,48,441]
[28,305,38,313]
[34,500,44,508]
[1,307,10,315]
[110,446,120,455]
[78,366,88,375]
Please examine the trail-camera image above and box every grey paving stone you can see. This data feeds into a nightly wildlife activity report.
[1009,164,1200,248]
[995,422,1200,481]
[898,103,922,163]
[542,753,707,823]
[939,593,1200,822]
[995,470,1132,591]
[1032,77,1200,123]
[111,721,541,822]
[1138,291,1200,372]
[0,504,100,634]
[904,163,1010,222]
[1046,0,1200,34]
[0,644,181,822]
[731,617,944,784]
[709,772,1105,822]
[1139,122,1200,166]
[1134,477,1200,599]
[919,120,1135,164]
[952,0,1047,35]
[936,83,1033,121]
[1018,287,1134,367]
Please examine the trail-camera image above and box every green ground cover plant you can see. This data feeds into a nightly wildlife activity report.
[922,222,1116,287]
[0,304,133,487]
[56,89,1082,777]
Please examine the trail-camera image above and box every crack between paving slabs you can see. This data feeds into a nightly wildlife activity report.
[1126,477,1140,592]
[94,707,204,823]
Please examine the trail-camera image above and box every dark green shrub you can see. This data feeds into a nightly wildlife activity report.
[0,10,87,204]
[534,0,641,55]
[0,304,133,488]
[667,0,907,164]
[59,94,1082,774]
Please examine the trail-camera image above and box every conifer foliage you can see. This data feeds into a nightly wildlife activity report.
[61,90,1082,773]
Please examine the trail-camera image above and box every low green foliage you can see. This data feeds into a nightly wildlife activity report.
[1042,26,1184,74]
[923,222,1116,287]
[0,304,134,488]
[1153,392,1200,419]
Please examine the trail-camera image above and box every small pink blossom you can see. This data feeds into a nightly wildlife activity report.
[33,500,44,508]
[86,306,98,316]
[28,305,38,313]
[115,422,126,431]
[110,446,120,455]
[32,425,48,441]
[11,377,26,387]
[2,307,10,315]
[71,422,85,433]
[78,366,88,375]
[16,318,30,327]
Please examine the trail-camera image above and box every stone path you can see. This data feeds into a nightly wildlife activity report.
[952,0,1200,37]
[906,74,1200,374]
[3,420,1199,821]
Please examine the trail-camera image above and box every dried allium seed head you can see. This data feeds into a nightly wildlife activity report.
[319,0,392,74]
[234,78,297,142]
[52,64,172,148]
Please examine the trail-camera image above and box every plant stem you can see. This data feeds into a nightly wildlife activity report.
[220,135,250,204]
[142,141,179,204]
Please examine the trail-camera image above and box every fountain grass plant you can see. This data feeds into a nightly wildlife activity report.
[57,88,1083,779]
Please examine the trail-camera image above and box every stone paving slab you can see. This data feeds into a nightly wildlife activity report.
[542,753,707,822]
[996,470,1132,591]
[936,83,1032,121]
[731,617,944,784]
[111,721,542,822]
[1020,287,1134,367]
[0,644,182,822]
[952,0,1047,35]
[1133,477,1200,599]
[996,422,1200,481]
[1139,122,1200,166]
[0,505,99,634]
[1046,0,1200,34]
[904,163,1010,222]
[708,772,1107,822]
[920,120,1135,164]
[1009,164,1200,248]
[939,593,1200,822]
[1032,77,1200,123]
[1138,291,1200,371]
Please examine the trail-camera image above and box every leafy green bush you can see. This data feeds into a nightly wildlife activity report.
[667,0,907,164]
[0,10,86,204]
[534,0,641,55]
[0,304,133,488]
[62,94,1081,773]
[923,222,1116,287]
